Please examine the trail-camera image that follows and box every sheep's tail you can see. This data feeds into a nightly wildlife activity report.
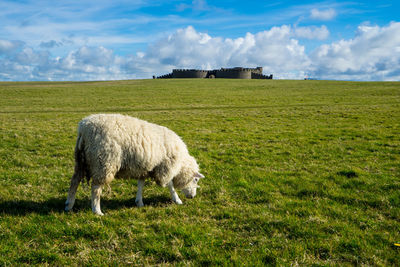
[73,132,90,186]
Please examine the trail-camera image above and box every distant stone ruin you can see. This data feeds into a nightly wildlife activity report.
[156,67,273,79]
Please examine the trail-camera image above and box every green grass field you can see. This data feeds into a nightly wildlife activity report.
[0,79,399,266]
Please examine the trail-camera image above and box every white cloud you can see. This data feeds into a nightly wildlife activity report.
[309,22,400,80]
[0,40,24,54]
[0,23,399,81]
[293,25,329,40]
[0,43,129,81]
[40,40,63,49]
[176,0,209,12]
[122,25,311,78]
[310,8,336,21]
[176,0,226,13]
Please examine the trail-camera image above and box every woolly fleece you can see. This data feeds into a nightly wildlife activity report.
[76,114,200,189]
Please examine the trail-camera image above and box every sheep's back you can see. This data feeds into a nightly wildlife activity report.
[79,114,188,178]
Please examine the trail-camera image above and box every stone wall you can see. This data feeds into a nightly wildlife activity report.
[251,72,273,79]
[156,67,272,79]
[216,68,252,79]
[172,69,208,78]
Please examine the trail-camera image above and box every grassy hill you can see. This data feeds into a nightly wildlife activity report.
[0,79,399,265]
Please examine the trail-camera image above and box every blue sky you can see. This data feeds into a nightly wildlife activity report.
[0,0,399,81]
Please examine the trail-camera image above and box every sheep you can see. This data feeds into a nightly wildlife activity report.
[65,114,204,215]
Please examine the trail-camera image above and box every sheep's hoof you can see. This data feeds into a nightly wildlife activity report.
[173,199,183,205]
[135,200,144,208]
[65,203,72,212]
[93,210,104,216]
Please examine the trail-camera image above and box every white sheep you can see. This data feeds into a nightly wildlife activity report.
[65,114,204,215]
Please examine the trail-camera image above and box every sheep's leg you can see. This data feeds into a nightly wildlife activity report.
[135,179,145,207]
[65,173,81,211]
[91,184,104,216]
[168,181,183,205]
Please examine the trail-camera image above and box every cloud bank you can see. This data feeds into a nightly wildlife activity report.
[0,22,399,81]
[309,22,400,80]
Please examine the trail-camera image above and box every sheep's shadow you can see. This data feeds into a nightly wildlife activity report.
[0,195,172,216]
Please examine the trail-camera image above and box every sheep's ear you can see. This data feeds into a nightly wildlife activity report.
[195,172,205,179]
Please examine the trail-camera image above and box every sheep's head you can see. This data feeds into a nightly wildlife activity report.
[181,172,204,198]
[172,155,204,197]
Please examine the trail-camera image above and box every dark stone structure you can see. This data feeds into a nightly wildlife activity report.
[156,67,273,79]
[172,69,208,78]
